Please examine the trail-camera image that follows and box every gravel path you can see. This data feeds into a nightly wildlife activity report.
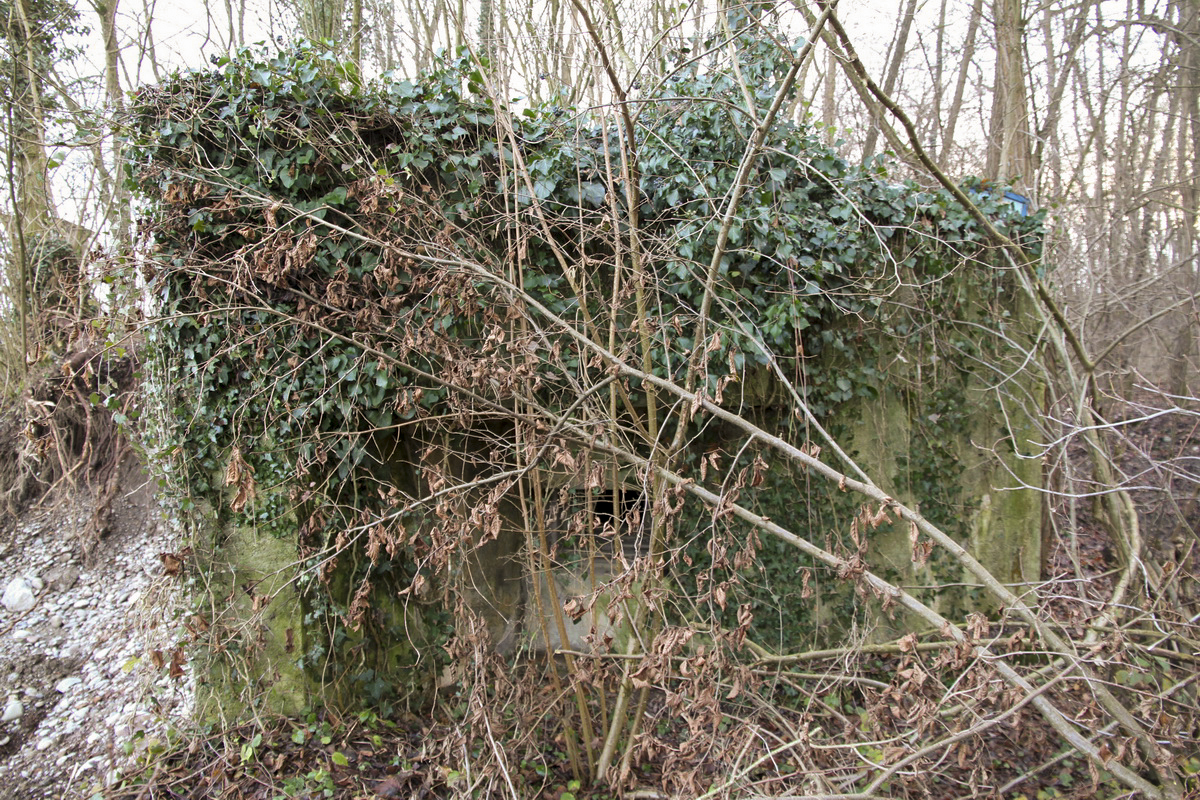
[0,471,192,799]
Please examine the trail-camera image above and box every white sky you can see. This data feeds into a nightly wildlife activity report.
[46,0,1164,243]
[64,0,902,91]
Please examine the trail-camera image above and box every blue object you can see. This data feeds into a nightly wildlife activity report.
[1003,190,1030,217]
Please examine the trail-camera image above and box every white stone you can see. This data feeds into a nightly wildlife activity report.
[2,698,23,722]
[27,575,44,592]
[55,677,82,693]
[2,577,36,613]
[36,736,53,751]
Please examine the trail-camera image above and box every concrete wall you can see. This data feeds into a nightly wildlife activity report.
[189,286,1044,716]
[189,499,310,723]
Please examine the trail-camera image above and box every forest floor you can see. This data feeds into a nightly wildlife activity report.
[0,456,191,798]
[0,395,1195,799]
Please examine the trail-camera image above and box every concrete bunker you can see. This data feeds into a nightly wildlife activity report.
[130,47,1050,721]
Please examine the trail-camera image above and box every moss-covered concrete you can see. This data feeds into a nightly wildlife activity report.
[320,556,438,710]
[965,383,1044,590]
[188,290,1044,716]
[190,499,310,723]
[521,555,635,654]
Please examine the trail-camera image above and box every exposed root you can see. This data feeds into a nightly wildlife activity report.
[0,339,138,556]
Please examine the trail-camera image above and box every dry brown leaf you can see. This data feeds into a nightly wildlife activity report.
[373,772,413,798]
[159,551,183,576]
[224,446,257,514]
[552,447,576,470]
[168,647,186,679]
[751,453,768,486]
[563,597,585,621]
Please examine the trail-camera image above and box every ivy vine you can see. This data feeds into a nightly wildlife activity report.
[129,33,1045,695]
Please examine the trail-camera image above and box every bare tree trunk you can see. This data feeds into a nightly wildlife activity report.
[986,0,1033,185]
[1032,0,1092,176]
[821,45,836,142]
[479,0,496,63]
[937,0,983,167]
[4,0,78,358]
[93,0,132,258]
[791,0,918,167]
[222,0,235,47]
[401,0,445,73]
[929,0,947,156]
[862,0,917,160]
[298,0,341,44]
[351,0,363,68]
[139,0,163,81]
[1168,0,1200,393]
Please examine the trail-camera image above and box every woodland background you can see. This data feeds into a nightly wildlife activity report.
[1,0,1198,798]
